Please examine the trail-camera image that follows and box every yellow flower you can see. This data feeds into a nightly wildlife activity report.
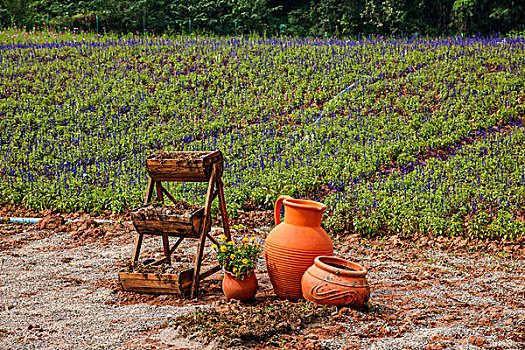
[242,258,248,264]
[230,253,235,259]
[228,240,235,246]
[211,244,217,249]
[220,246,227,252]
[238,246,242,252]
[220,235,227,241]
[244,243,249,247]
[250,237,257,241]
[233,267,237,273]
[242,237,249,242]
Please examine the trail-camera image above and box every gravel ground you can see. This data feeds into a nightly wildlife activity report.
[0,220,524,350]
[0,223,201,349]
[329,242,525,350]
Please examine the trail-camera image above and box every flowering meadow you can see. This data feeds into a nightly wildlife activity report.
[1,28,524,239]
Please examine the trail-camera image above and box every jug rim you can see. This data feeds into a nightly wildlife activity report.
[283,197,327,211]
[314,256,367,277]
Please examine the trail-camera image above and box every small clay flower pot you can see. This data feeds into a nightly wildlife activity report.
[222,269,258,301]
[301,256,370,309]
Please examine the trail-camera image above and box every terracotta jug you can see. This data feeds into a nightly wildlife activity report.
[263,195,333,301]
[301,256,370,309]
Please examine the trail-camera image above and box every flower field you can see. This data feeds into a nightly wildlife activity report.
[1,28,524,239]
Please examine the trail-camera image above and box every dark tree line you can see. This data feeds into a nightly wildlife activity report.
[1,0,524,36]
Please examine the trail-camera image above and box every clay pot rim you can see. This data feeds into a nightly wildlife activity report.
[223,268,255,280]
[283,198,327,212]
[314,256,367,277]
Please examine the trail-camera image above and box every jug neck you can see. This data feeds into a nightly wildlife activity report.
[283,199,325,227]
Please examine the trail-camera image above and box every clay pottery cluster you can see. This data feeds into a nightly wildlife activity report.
[301,256,370,309]
[264,195,333,301]
[222,269,258,301]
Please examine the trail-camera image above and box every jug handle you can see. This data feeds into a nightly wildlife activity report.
[274,195,292,226]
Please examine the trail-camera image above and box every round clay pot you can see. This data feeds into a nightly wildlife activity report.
[264,195,333,301]
[222,269,258,301]
[301,256,370,309]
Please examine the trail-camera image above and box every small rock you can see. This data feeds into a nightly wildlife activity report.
[468,335,486,346]
[389,235,403,246]
[425,344,444,350]
[430,334,442,343]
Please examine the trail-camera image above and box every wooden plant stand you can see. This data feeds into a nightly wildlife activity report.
[119,151,231,299]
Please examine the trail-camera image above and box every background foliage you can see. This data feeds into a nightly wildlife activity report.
[1,29,524,240]
[1,0,525,36]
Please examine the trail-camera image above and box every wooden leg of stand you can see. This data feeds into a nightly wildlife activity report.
[161,185,179,205]
[170,237,184,255]
[216,179,231,239]
[132,233,143,263]
[144,178,154,205]
[155,181,164,203]
[206,233,220,246]
[190,166,217,299]
[162,234,171,265]
[190,231,208,299]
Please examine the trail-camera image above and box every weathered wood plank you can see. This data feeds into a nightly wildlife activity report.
[119,286,178,295]
[146,151,223,182]
[202,150,222,162]
[119,272,180,281]
[131,207,204,238]
[132,219,201,238]
[119,272,182,295]
[147,168,208,182]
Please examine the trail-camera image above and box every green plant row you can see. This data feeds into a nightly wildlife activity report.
[1,28,524,240]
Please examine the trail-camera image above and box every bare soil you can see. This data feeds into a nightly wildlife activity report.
[0,207,524,349]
